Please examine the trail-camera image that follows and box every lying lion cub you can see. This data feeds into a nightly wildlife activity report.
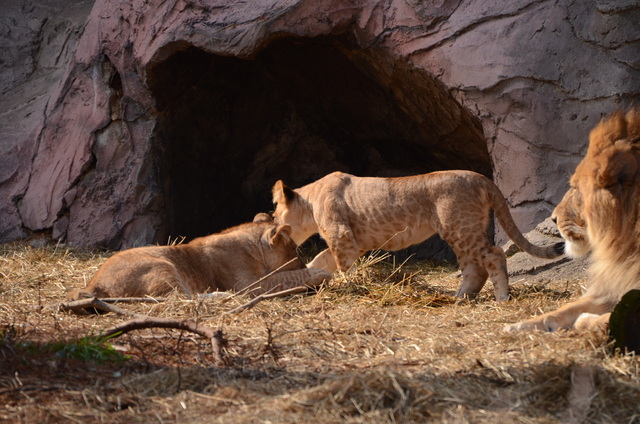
[506,109,640,332]
[66,216,331,300]
[272,170,564,301]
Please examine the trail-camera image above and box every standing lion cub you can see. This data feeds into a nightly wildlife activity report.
[272,170,564,301]
[66,218,331,300]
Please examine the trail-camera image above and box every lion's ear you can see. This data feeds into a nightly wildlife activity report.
[626,109,640,142]
[268,224,293,246]
[272,180,297,205]
[596,150,638,188]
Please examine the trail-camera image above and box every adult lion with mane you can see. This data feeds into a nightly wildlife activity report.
[506,109,640,332]
[66,215,330,300]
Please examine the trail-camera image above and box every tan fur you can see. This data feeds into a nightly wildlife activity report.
[506,109,640,331]
[66,218,331,300]
[272,170,563,301]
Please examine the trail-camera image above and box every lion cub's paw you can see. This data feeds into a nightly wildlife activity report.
[307,268,333,284]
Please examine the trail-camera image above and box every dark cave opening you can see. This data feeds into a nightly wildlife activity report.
[147,35,491,260]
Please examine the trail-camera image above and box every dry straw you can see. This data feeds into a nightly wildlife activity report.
[1,242,640,423]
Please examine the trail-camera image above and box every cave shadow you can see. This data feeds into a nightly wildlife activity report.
[147,34,491,261]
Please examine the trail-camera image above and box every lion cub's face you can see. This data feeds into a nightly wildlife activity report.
[272,180,316,246]
[552,186,590,258]
[273,201,310,246]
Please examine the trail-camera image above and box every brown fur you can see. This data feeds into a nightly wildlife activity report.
[66,219,331,300]
[272,170,563,301]
[506,109,640,331]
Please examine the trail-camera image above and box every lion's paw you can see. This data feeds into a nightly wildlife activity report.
[503,316,566,333]
[575,312,609,336]
[503,321,540,332]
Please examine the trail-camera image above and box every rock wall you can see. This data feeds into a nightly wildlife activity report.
[0,0,96,242]
[1,0,639,249]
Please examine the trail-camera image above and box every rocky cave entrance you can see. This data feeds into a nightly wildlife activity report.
[147,35,491,260]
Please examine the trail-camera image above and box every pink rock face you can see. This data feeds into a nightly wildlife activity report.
[1,0,639,249]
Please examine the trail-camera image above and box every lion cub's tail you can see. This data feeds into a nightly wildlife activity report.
[488,185,564,259]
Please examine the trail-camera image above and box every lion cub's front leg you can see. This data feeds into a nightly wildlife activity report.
[307,249,338,272]
[250,268,332,296]
[320,225,361,272]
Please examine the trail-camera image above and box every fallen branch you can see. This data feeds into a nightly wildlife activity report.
[59,297,146,317]
[59,282,308,363]
[61,298,230,364]
[100,316,218,340]
[99,317,228,365]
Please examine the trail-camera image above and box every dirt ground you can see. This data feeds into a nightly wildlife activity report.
[1,241,639,424]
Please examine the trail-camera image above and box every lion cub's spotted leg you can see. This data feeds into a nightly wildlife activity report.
[455,257,489,299]
[449,236,509,301]
[446,234,506,300]
[320,225,361,272]
[480,245,510,301]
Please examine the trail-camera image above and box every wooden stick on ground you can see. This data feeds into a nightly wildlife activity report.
[100,316,218,339]
[99,317,228,365]
[59,282,308,363]
[59,297,147,317]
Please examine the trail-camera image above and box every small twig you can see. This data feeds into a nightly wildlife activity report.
[220,258,300,303]
[211,330,228,366]
[224,285,309,315]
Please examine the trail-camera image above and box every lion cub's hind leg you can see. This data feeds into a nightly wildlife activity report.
[449,237,509,301]
[455,257,489,299]
[479,245,510,301]
[88,254,185,298]
[149,261,193,296]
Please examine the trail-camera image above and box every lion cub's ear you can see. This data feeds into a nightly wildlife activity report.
[253,212,273,223]
[596,149,638,188]
[272,180,297,205]
[267,224,293,247]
